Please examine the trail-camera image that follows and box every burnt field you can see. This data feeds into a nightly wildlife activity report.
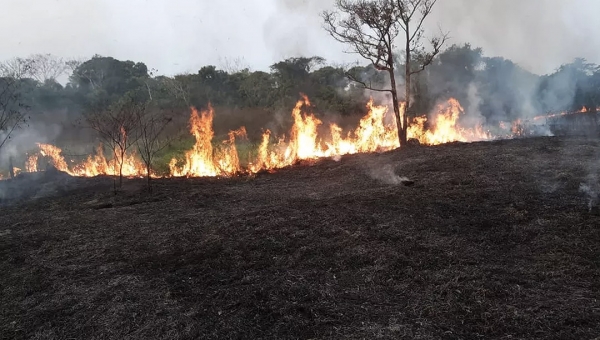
[1,136,600,339]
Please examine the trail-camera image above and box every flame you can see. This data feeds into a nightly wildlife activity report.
[246,97,399,173]
[511,119,524,136]
[408,98,491,145]
[35,143,148,178]
[25,154,38,172]
[72,145,148,177]
[581,106,588,113]
[4,96,522,182]
[38,143,71,172]
[169,104,243,177]
[173,96,492,177]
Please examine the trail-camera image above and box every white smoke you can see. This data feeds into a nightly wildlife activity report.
[0,122,62,167]
[579,181,599,212]
[463,82,486,127]
[579,158,600,212]
[368,164,411,185]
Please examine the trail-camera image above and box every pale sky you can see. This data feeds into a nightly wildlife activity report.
[0,0,599,76]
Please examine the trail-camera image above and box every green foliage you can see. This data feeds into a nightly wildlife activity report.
[3,48,600,143]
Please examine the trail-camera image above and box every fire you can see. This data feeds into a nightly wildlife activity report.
[34,143,148,178]
[247,97,399,172]
[4,96,517,181]
[511,119,524,136]
[72,145,148,177]
[25,154,38,172]
[173,96,492,177]
[408,98,491,145]
[581,106,588,112]
[169,104,243,177]
[38,144,70,172]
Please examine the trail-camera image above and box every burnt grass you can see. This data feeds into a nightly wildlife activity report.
[1,136,600,339]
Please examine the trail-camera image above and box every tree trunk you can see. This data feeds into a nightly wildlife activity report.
[8,156,14,179]
[119,150,124,187]
[146,163,152,192]
[389,69,403,148]
[402,25,411,148]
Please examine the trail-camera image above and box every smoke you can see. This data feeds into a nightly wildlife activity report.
[579,181,599,212]
[0,122,62,167]
[263,0,599,133]
[578,148,600,212]
[428,0,600,75]
[462,83,486,127]
[367,164,411,186]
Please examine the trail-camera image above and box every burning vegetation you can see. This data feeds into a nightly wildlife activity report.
[5,95,539,181]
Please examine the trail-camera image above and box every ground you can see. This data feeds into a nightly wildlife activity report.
[1,136,599,340]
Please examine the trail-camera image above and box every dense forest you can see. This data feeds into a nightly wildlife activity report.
[0,44,599,173]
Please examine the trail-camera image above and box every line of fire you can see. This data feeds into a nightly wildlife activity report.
[2,99,598,181]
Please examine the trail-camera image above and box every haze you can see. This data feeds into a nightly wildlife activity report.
[0,0,598,75]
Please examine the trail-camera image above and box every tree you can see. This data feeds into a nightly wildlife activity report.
[135,104,173,191]
[0,77,29,153]
[323,0,447,146]
[28,54,68,82]
[270,57,325,106]
[86,94,143,187]
[0,57,34,79]
[69,55,149,110]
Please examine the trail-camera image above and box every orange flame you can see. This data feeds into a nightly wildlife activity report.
[25,154,38,172]
[169,104,243,177]
[246,97,399,173]
[5,96,516,182]
[172,97,492,177]
[35,143,148,178]
[511,119,524,136]
[408,99,491,145]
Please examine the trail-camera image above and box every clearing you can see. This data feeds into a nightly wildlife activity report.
[1,136,599,339]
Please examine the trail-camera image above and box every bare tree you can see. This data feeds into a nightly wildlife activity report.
[0,57,34,79]
[65,58,84,74]
[135,105,173,191]
[218,56,250,74]
[323,0,447,147]
[28,54,68,82]
[86,95,142,187]
[161,75,191,106]
[66,56,106,90]
[0,76,29,153]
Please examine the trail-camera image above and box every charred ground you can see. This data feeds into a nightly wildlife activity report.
[1,136,599,339]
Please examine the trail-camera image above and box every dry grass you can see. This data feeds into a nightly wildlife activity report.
[1,136,599,339]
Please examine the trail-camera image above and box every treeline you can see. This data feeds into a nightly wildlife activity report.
[2,44,600,129]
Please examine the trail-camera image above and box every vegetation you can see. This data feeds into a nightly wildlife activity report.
[0,48,599,174]
[323,0,448,146]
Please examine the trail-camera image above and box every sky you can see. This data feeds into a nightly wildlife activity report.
[0,0,599,76]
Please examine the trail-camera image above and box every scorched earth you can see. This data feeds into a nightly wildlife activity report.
[0,136,599,339]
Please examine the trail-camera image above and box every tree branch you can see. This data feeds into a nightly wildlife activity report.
[346,72,393,93]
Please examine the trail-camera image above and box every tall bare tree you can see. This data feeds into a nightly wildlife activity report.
[86,94,142,187]
[28,54,68,82]
[323,0,447,147]
[135,105,173,191]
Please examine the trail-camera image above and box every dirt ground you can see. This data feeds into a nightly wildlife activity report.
[1,136,599,339]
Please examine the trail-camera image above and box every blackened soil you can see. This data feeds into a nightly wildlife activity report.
[1,136,599,339]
